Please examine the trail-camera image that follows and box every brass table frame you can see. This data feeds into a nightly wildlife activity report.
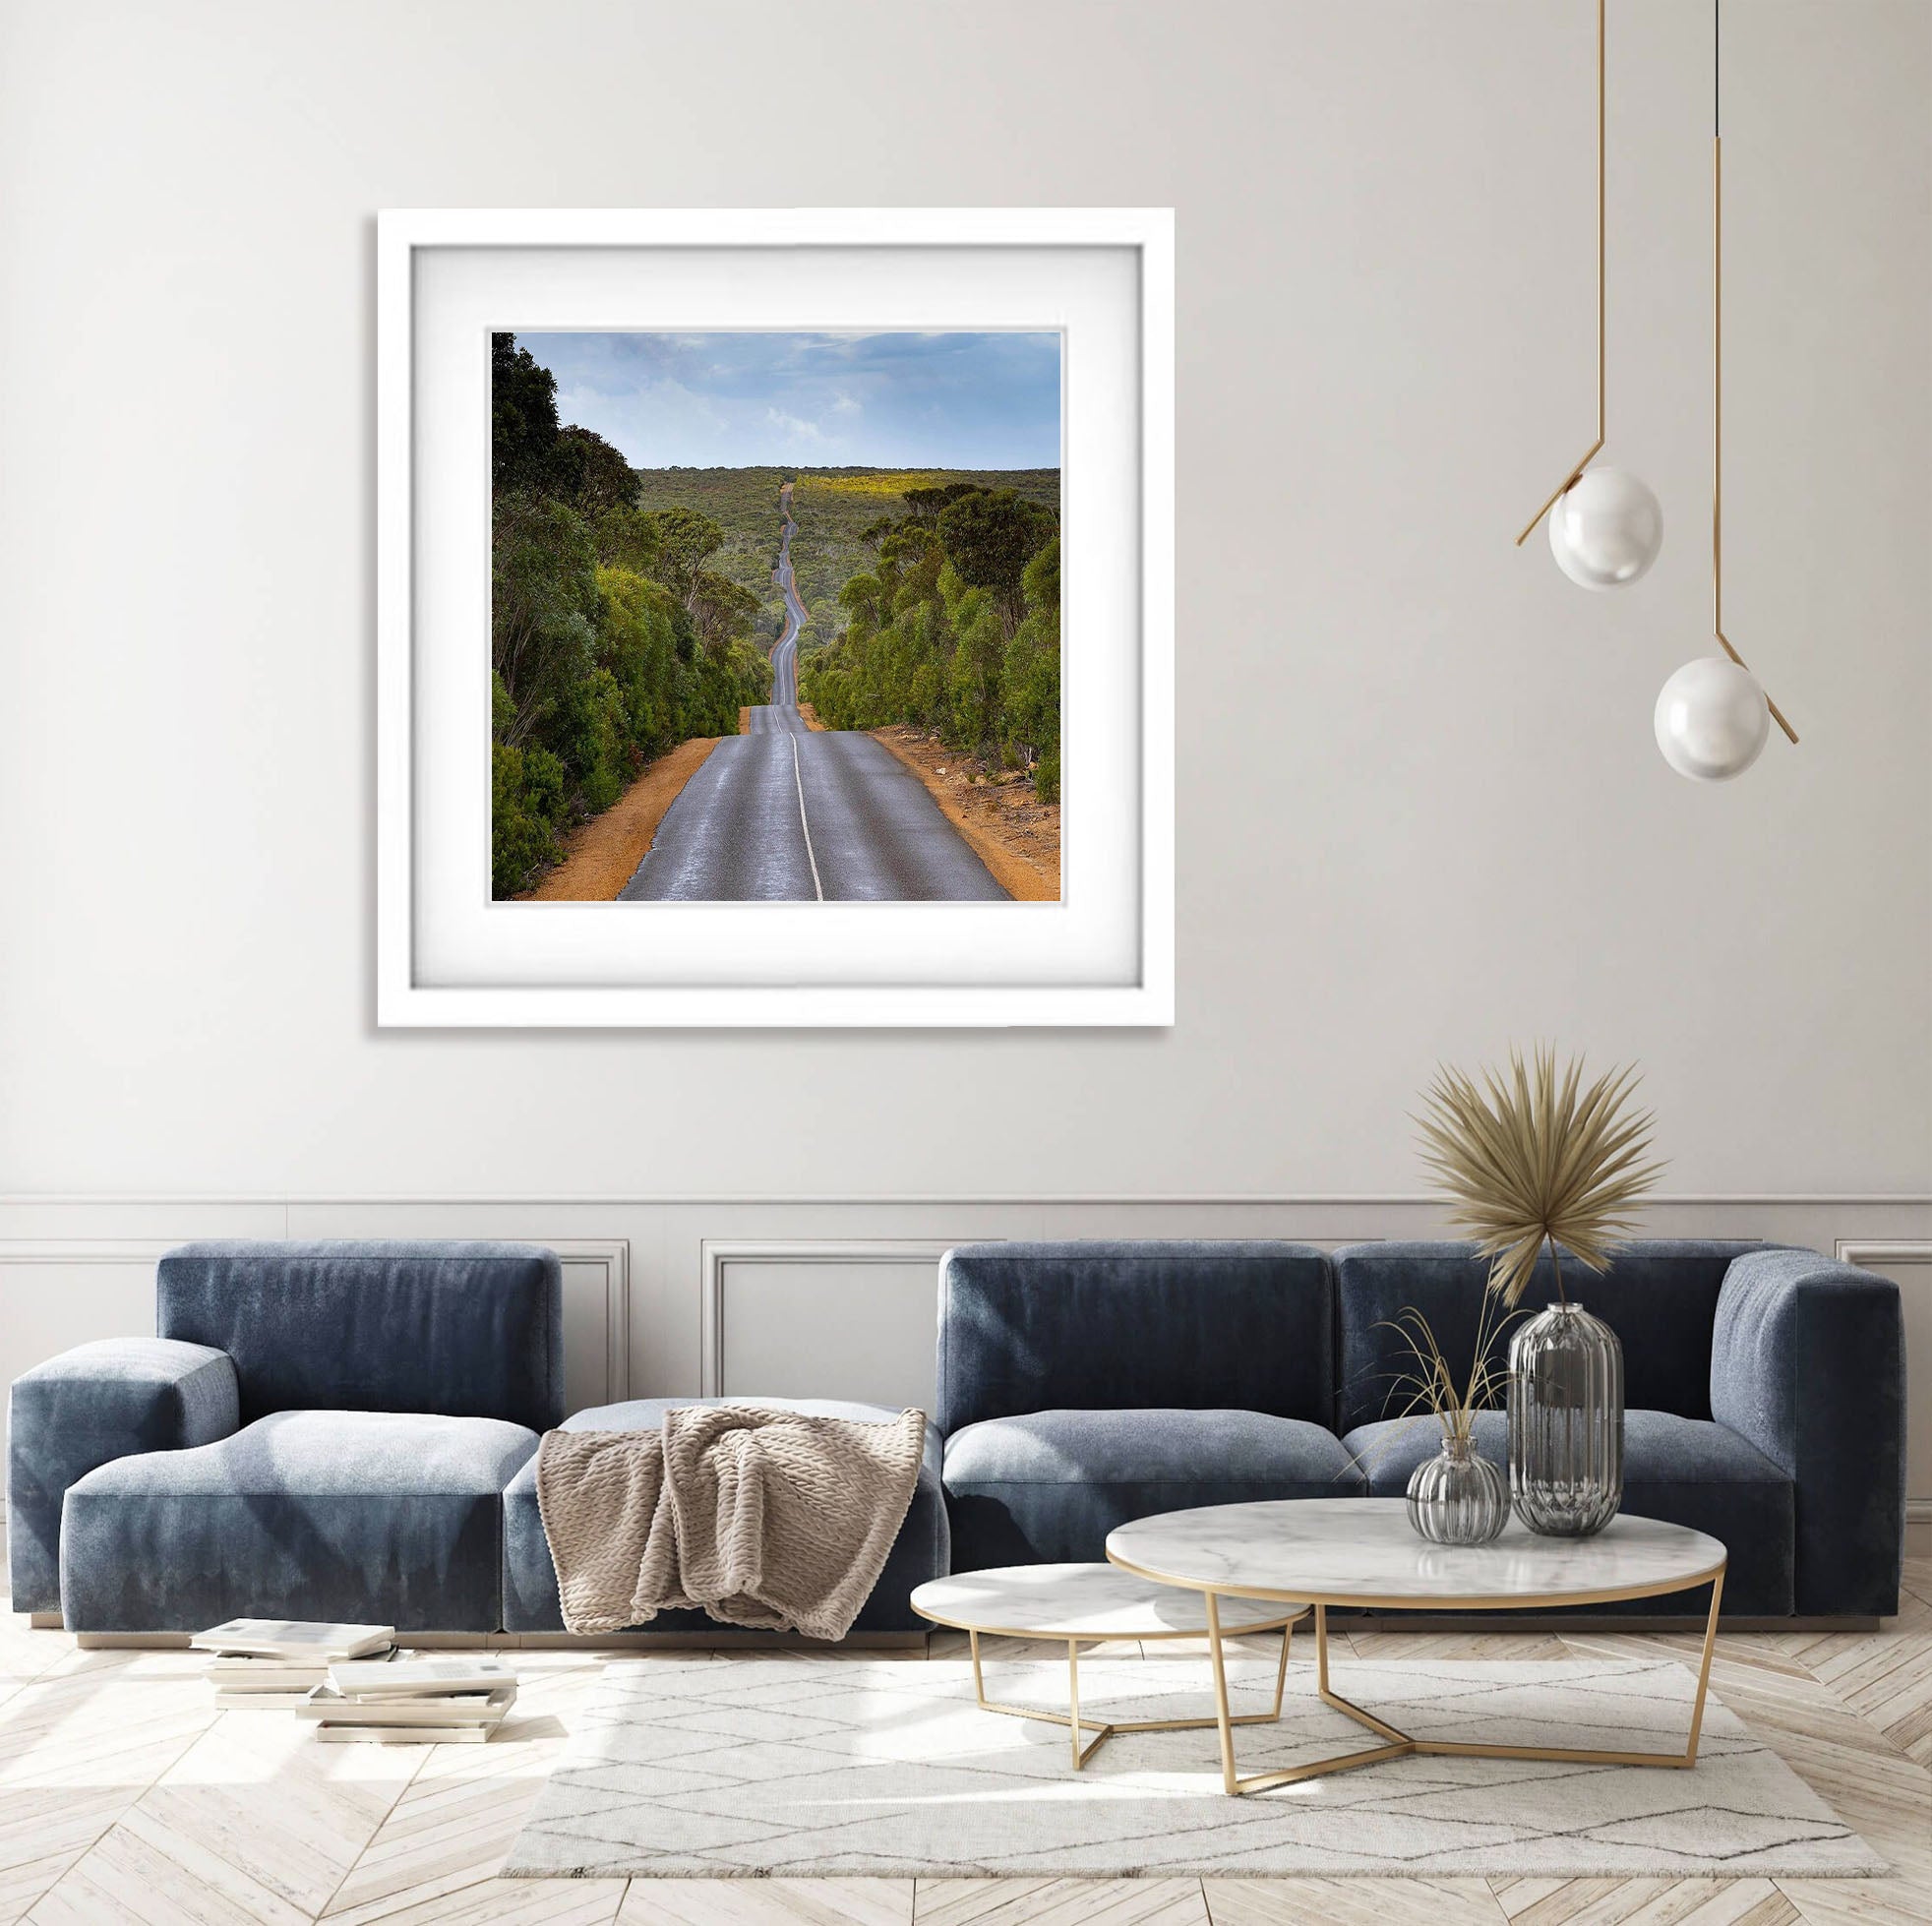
[1188,1564,1727,1795]
[924,1607,1304,1771]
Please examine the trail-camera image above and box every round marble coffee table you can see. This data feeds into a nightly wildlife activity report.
[910,1563,1307,1770]
[1107,1497,1728,1794]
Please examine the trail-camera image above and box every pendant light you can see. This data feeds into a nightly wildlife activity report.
[1653,0,1798,780]
[1519,0,1663,588]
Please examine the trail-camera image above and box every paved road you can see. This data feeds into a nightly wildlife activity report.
[620,485,1007,902]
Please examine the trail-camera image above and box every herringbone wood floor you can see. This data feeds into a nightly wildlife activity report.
[2,1561,1927,1925]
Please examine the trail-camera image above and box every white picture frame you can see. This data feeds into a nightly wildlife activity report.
[376,208,1173,1027]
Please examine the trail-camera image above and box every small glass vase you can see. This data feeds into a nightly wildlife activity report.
[1405,1434,1510,1545]
[1508,1300,1624,1536]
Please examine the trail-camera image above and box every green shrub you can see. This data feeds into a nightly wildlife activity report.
[491,495,601,752]
[947,594,1006,757]
[596,566,682,756]
[1004,539,1060,799]
[559,667,629,815]
[492,739,568,896]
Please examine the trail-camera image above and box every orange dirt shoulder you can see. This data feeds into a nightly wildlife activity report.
[869,727,1059,903]
[523,736,722,901]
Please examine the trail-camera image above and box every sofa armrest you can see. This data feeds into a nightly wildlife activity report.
[1711,1250,1904,1616]
[7,1339,238,1616]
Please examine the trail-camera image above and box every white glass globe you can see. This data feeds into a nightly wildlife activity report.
[1547,466,1663,589]
[1654,656,1771,782]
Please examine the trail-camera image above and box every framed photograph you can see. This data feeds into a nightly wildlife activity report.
[377,209,1172,1027]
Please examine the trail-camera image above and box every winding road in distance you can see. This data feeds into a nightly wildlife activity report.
[620,482,1007,902]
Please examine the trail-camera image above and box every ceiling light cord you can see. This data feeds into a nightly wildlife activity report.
[1513,0,1608,545]
[1710,0,1798,744]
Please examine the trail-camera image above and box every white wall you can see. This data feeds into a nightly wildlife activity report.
[0,0,1927,1494]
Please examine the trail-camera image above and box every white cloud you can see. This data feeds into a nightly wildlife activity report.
[830,390,862,414]
[766,407,825,442]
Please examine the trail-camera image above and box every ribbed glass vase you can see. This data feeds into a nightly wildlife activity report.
[1405,1434,1510,1545]
[1508,1300,1624,1536]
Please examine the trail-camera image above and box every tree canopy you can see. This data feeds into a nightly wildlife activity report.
[491,334,562,495]
[936,488,1057,632]
[902,481,984,525]
[552,425,639,514]
[640,505,727,608]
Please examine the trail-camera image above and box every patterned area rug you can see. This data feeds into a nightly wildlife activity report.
[504,1655,1887,1880]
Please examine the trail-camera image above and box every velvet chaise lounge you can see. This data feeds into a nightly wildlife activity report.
[8,1240,565,1632]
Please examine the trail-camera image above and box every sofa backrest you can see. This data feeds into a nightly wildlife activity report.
[1332,1239,1784,1436]
[156,1240,564,1431]
[936,1240,1335,1435]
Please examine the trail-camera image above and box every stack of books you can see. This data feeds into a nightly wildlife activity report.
[301,1654,517,1744]
[192,1619,397,1709]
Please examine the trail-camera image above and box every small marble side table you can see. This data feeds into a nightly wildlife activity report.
[910,1562,1306,1770]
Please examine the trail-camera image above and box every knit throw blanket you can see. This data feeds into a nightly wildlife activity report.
[535,1404,927,1642]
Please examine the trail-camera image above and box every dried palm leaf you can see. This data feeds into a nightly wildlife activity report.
[1347,1291,1521,1475]
[1415,1044,1666,1306]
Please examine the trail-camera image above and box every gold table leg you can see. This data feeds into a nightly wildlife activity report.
[1204,1571,1726,1795]
[969,1617,1296,1772]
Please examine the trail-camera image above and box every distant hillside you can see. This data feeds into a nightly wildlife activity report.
[631,466,793,639]
[630,466,1061,650]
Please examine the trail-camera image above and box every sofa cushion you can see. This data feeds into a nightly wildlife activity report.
[59,1409,537,1632]
[937,1241,1336,1435]
[1333,1241,1781,1436]
[7,1338,238,1616]
[1340,1409,1793,1616]
[502,1398,949,1636]
[945,1408,1364,1570]
[156,1240,564,1430]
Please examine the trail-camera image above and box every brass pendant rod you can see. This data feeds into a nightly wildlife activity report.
[1710,7,1798,743]
[1516,0,1606,545]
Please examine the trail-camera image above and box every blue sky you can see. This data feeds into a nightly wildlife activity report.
[515,331,1061,470]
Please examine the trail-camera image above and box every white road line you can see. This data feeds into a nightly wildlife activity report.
[788,730,824,901]
[775,490,820,898]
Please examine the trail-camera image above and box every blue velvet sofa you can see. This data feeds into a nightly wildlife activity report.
[936,1239,1906,1620]
[11,1234,1903,1635]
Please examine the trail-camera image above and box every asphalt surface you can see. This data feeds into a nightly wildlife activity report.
[619,485,1008,902]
